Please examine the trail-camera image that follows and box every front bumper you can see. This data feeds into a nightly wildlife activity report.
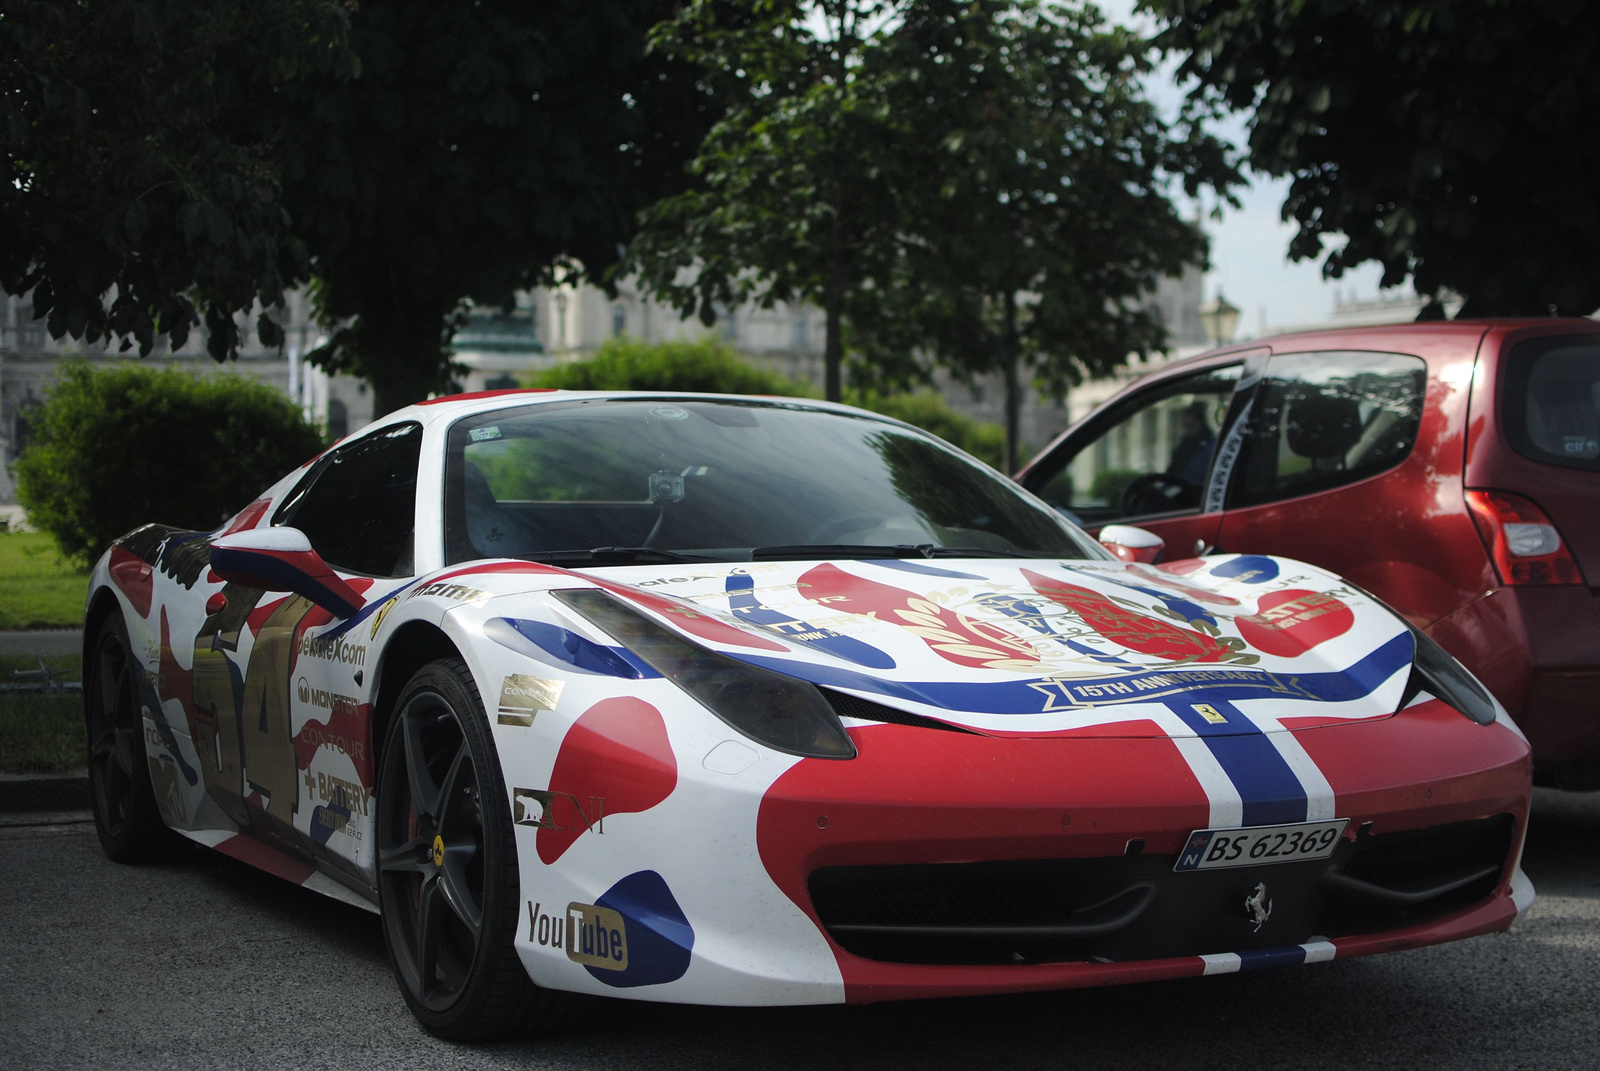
[756,702,1531,1003]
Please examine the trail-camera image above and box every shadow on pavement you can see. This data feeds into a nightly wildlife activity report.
[1521,786,1600,897]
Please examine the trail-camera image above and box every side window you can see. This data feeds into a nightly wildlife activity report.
[1231,351,1425,508]
[1501,335,1600,471]
[1032,365,1242,525]
[276,422,423,576]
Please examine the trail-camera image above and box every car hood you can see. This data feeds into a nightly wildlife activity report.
[473,554,1414,739]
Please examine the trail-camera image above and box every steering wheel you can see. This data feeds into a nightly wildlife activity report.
[1119,473,1195,517]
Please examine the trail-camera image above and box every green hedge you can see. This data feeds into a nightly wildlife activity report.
[852,390,1007,469]
[529,336,814,396]
[14,363,327,566]
[530,337,1006,468]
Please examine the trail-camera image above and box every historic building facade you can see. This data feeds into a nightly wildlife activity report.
[1,266,1207,502]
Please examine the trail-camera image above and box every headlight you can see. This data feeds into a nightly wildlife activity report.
[1340,581,1499,727]
[1402,623,1498,726]
[553,588,857,760]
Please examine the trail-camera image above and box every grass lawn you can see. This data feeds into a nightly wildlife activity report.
[0,652,84,773]
[0,531,88,629]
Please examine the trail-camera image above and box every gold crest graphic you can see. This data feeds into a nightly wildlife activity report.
[1192,703,1228,724]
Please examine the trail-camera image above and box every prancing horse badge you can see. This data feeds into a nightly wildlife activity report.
[1245,882,1273,932]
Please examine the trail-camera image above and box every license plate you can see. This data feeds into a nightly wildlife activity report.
[1173,819,1349,872]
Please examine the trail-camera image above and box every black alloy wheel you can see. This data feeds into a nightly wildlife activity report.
[85,611,184,861]
[376,658,576,1040]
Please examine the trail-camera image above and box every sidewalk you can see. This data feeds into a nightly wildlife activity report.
[0,629,82,657]
[0,770,89,813]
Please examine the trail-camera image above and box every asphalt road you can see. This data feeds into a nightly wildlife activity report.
[4,791,1599,1071]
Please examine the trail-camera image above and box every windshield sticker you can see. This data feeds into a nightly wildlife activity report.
[470,425,502,442]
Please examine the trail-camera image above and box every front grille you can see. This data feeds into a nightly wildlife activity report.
[807,814,1514,965]
[820,688,976,734]
[1320,813,1513,935]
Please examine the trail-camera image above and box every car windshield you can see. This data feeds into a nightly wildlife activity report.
[442,398,1102,565]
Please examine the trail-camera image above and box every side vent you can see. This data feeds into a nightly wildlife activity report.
[819,689,976,734]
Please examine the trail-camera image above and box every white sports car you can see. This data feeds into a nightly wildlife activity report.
[84,390,1534,1039]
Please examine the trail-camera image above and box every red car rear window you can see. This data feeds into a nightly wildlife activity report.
[1502,336,1600,472]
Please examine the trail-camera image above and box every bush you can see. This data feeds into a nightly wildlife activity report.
[1089,467,1144,506]
[530,338,1008,468]
[849,390,1008,469]
[14,363,327,566]
[529,335,816,396]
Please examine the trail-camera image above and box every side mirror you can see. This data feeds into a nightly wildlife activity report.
[210,527,366,618]
[1098,524,1165,564]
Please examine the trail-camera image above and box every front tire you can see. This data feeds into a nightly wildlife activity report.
[85,610,185,862]
[375,657,575,1040]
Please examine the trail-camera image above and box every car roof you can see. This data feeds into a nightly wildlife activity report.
[1017,318,1600,475]
[1124,317,1600,382]
[356,389,926,439]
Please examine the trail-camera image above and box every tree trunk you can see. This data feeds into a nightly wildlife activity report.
[1000,291,1022,475]
[823,216,846,403]
[358,307,454,417]
[824,278,844,403]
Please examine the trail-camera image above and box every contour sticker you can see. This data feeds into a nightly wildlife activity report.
[1210,555,1282,584]
[1236,589,1356,657]
[497,674,564,726]
[581,870,694,988]
[534,697,678,864]
[108,546,155,618]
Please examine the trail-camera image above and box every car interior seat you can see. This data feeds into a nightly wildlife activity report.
[1286,392,1364,472]
[462,461,548,558]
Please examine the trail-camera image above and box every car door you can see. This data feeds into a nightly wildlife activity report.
[1020,354,1266,561]
[189,422,421,868]
[1212,350,1437,602]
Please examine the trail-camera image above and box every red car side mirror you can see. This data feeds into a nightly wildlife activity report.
[1097,524,1165,564]
[209,527,366,618]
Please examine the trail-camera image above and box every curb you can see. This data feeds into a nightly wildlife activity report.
[0,771,91,813]
[0,629,84,657]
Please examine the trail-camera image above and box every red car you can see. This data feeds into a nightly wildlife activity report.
[1019,319,1600,787]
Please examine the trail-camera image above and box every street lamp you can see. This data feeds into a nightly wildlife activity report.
[1198,292,1241,346]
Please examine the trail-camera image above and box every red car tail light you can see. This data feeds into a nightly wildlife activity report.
[1464,489,1585,586]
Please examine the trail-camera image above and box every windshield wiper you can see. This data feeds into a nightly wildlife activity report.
[533,547,721,565]
[750,543,1034,561]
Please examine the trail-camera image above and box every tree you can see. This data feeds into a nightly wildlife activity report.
[283,2,721,415]
[1,0,354,358]
[1147,0,1600,317]
[852,0,1237,471]
[626,0,915,403]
